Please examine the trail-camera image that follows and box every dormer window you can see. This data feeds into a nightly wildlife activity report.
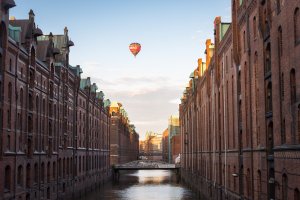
[30,47,35,67]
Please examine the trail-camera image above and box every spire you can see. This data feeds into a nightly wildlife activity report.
[64,27,68,36]
[49,32,53,41]
[29,9,35,19]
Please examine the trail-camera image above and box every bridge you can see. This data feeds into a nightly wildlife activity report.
[112,160,181,181]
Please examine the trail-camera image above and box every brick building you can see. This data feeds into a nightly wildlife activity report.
[0,3,111,200]
[162,128,169,162]
[168,115,180,163]
[109,102,139,165]
[170,134,181,164]
[180,0,300,199]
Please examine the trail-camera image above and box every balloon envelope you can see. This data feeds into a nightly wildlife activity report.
[129,43,141,57]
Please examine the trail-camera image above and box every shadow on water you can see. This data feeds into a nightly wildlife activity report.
[80,170,198,200]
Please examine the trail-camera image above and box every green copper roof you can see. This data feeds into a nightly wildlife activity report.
[96,91,104,100]
[8,25,21,43]
[104,99,111,108]
[69,65,82,76]
[219,23,231,41]
[80,78,91,90]
[91,83,98,93]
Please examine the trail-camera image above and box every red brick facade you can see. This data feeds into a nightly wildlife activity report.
[170,134,180,163]
[109,103,139,165]
[162,128,169,162]
[180,0,300,199]
[0,3,110,200]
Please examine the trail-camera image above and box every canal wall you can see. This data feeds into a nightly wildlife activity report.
[69,170,112,200]
[181,169,241,200]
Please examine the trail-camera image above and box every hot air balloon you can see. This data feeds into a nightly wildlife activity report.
[129,43,141,57]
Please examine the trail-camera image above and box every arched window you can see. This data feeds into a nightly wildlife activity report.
[277,0,281,13]
[47,162,50,183]
[79,156,81,173]
[53,162,56,179]
[9,59,12,71]
[294,8,300,44]
[246,168,251,198]
[291,69,296,104]
[282,174,288,200]
[36,96,39,112]
[58,158,62,178]
[295,188,300,200]
[67,158,69,176]
[253,17,257,39]
[257,170,262,200]
[238,71,241,95]
[42,99,46,114]
[20,88,23,107]
[49,82,54,99]
[71,157,74,175]
[29,93,33,111]
[4,166,11,191]
[31,47,35,67]
[7,135,10,150]
[268,121,274,153]
[7,82,12,104]
[47,187,50,199]
[50,64,54,78]
[298,105,300,143]
[282,118,286,144]
[278,26,283,57]
[28,115,33,133]
[17,165,23,186]
[243,31,246,51]
[26,164,31,188]
[265,43,271,74]
[63,158,65,178]
[266,82,273,112]
[29,70,35,88]
[49,121,52,136]
[281,73,285,100]
[34,163,38,183]
[41,162,45,183]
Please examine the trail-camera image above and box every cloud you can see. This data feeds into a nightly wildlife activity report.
[79,66,184,138]
[132,119,166,125]
[169,98,181,105]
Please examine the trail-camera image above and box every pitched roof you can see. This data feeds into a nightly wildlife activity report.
[80,78,91,90]
[9,19,30,43]
[36,40,50,62]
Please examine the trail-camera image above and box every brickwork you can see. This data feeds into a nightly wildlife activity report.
[170,134,180,163]
[180,0,300,199]
[162,128,169,162]
[0,3,111,200]
[109,102,139,165]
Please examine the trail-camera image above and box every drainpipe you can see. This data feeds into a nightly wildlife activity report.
[246,13,255,199]
[222,53,228,197]
[14,42,20,200]
[212,69,217,186]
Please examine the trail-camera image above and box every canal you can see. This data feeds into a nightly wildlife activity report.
[80,170,198,200]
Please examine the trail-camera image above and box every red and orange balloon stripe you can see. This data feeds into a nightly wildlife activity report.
[129,43,141,57]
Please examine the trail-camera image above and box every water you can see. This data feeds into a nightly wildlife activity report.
[81,170,198,200]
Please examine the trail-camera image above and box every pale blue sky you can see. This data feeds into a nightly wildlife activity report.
[11,0,231,140]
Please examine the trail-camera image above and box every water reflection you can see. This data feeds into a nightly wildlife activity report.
[81,170,197,200]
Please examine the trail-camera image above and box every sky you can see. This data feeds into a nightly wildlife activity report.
[11,0,231,140]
